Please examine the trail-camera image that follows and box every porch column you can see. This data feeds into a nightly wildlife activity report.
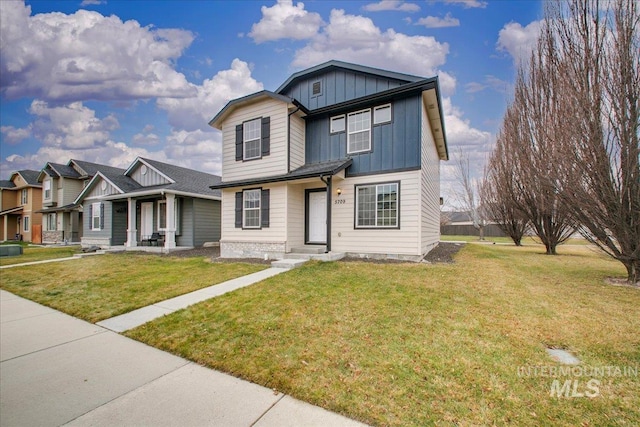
[164,193,176,249]
[126,197,137,247]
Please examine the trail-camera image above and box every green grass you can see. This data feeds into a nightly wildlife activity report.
[0,253,267,322]
[441,235,591,245]
[126,245,639,426]
[0,245,81,266]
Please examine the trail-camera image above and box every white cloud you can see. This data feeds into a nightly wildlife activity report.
[28,100,119,150]
[80,0,105,5]
[416,13,460,28]
[497,20,543,65]
[363,1,420,12]
[444,0,487,8]
[465,82,486,93]
[0,0,195,102]
[163,129,223,175]
[249,0,323,43]
[1,126,31,145]
[292,9,453,92]
[156,59,264,131]
[465,75,510,94]
[132,133,160,146]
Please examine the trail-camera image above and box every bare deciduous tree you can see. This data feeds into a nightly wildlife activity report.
[453,149,487,240]
[548,0,640,283]
[482,121,529,246]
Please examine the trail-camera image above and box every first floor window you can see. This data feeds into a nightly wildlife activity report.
[91,202,102,230]
[158,200,167,230]
[243,118,262,160]
[47,213,57,231]
[347,109,371,154]
[243,189,261,228]
[355,182,399,228]
[23,216,30,232]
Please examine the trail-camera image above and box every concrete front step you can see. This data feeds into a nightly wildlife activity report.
[285,252,345,262]
[271,259,308,269]
[289,246,326,254]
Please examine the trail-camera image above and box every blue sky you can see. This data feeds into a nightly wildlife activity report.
[0,0,544,201]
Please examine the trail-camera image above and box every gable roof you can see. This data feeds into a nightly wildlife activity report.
[9,170,41,187]
[70,159,126,178]
[38,162,81,182]
[209,90,308,130]
[132,157,222,197]
[276,60,423,95]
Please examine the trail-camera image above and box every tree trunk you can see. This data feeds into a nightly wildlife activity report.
[624,260,640,285]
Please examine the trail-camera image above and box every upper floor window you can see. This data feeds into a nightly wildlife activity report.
[347,109,371,154]
[44,179,52,200]
[355,182,399,228]
[373,104,392,125]
[236,117,270,162]
[330,115,345,134]
[21,189,28,205]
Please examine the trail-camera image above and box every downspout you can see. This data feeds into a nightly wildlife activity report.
[320,174,332,253]
[287,106,301,174]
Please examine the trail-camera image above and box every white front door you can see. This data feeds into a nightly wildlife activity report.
[307,191,327,244]
[140,202,153,237]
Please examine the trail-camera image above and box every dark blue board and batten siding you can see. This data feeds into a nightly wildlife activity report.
[281,69,407,111]
[304,95,422,176]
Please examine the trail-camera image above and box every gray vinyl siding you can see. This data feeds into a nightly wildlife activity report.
[83,201,112,241]
[176,198,193,246]
[111,201,127,245]
[192,199,221,246]
[305,95,422,175]
[281,69,405,111]
[130,164,170,187]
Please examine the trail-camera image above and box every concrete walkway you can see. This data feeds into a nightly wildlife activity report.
[0,290,368,427]
[97,267,288,332]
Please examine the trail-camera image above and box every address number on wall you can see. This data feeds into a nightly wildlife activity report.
[334,199,346,205]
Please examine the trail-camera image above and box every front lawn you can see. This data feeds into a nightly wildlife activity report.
[0,244,81,266]
[126,245,639,426]
[0,253,266,322]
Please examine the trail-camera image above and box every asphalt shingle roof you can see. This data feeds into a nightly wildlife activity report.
[72,160,126,178]
[0,180,15,189]
[140,158,222,197]
[46,163,81,178]
[16,170,41,186]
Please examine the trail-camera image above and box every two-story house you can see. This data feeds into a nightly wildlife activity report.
[0,170,43,242]
[37,159,126,244]
[209,60,448,260]
[75,157,222,250]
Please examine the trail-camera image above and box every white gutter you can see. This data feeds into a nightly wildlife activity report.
[83,189,221,202]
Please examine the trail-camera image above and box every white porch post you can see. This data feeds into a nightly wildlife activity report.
[126,197,137,247]
[164,193,176,249]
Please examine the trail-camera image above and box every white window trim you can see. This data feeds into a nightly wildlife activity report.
[347,108,372,154]
[355,183,399,229]
[47,213,57,231]
[330,115,345,134]
[21,189,28,205]
[157,199,180,233]
[243,189,261,229]
[23,216,30,232]
[91,202,101,231]
[243,118,262,161]
[158,200,167,231]
[373,104,392,125]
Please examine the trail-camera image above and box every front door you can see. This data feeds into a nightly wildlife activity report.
[140,202,153,238]
[306,190,326,244]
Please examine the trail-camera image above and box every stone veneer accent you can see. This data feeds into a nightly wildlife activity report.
[220,241,286,260]
[42,231,64,244]
[81,237,111,248]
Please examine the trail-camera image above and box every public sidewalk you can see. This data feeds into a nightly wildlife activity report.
[0,290,368,427]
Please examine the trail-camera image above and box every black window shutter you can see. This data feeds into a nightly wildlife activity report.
[261,189,270,228]
[235,192,243,228]
[99,203,105,229]
[261,117,270,156]
[88,204,93,228]
[235,124,243,161]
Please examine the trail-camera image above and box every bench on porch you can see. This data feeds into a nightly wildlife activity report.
[140,232,164,246]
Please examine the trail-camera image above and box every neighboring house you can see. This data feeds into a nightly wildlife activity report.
[75,157,222,250]
[209,60,449,260]
[37,159,126,244]
[0,170,43,242]
[440,211,506,237]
